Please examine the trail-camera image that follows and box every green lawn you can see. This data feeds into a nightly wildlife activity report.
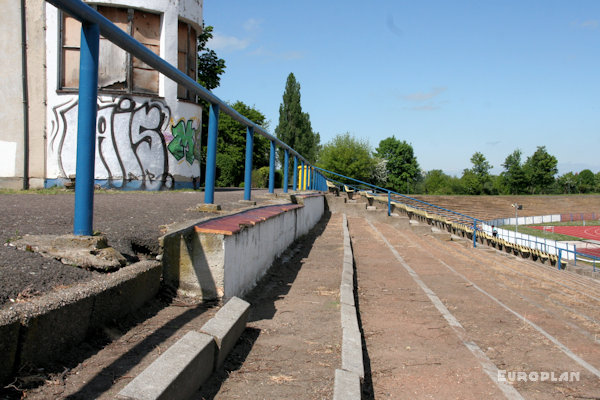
[527,220,600,227]
[499,225,582,242]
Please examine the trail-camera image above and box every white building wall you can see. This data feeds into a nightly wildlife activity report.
[0,5,26,186]
[45,0,204,189]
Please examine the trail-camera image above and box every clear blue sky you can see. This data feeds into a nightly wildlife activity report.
[203,0,600,177]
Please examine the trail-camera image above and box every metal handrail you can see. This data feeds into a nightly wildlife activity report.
[45,0,328,235]
[316,166,481,224]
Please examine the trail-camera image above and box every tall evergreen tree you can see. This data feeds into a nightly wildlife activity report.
[501,149,527,194]
[275,73,320,170]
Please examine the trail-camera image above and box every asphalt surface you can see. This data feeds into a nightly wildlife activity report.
[0,189,281,307]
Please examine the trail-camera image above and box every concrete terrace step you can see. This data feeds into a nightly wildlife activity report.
[161,194,325,301]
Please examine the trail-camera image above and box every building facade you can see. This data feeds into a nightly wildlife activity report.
[0,0,203,190]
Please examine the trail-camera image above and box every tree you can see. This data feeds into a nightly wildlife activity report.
[461,152,492,194]
[275,73,320,169]
[523,146,558,194]
[317,133,375,183]
[197,24,226,90]
[576,169,595,193]
[500,149,527,194]
[195,23,227,184]
[422,169,452,194]
[374,136,420,193]
[557,172,577,194]
[215,101,269,187]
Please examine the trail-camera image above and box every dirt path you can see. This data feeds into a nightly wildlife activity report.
[351,216,600,399]
[351,217,507,399]
[196,212,343,399]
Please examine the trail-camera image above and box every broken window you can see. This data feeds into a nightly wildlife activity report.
[60,6,160,95]
[177,21,197,101]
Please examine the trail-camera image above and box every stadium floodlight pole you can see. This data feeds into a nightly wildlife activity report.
[512,203,522,234]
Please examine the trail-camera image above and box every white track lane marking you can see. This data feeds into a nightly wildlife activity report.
[415,235,600,380]
[366,220,524,400]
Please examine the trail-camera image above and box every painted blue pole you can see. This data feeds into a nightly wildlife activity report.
[300,160,305,191]
[73,23,99,236]
[388,191,391,216]
[204,103,219,204]
[283,149,289,193]
[473,220,477,248]
[268,140,275,193]
[243,126,254,201]
[293,157,298,191]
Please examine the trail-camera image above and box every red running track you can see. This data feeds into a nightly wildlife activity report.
[530,225,600,241]
[530,225,600,258]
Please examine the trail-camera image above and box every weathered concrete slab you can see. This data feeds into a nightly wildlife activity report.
[430,227,452,241]
[90,261,162,327]
[409,220,432,234]
[19,295,94,368]
[0,260,161,379]
[389,213,410,229]
[9,234,126,271]
[325,195,347,213]
[200,297,250,368]
[196,203,222,212]
[117,331,215,400]
[334,369,361,400]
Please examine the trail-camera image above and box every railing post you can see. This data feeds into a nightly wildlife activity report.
[300,160,305,191]
[574,244,577,266]
[473,220,477,248]
[243,126,254,201]
[387,191,391,216]
[73,22,100,236]
[293,156,298,191]
[283,149,289,193]
[269,140,275,193]
[204,103,219,204]
[558,248,562,270]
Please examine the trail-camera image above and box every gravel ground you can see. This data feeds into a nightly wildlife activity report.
[0,189,281,307]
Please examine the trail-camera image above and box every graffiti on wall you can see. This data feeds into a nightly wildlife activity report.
[49,96,200,190]
[168,119,198,165]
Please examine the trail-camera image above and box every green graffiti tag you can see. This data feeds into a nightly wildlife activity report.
[168,119,196,164]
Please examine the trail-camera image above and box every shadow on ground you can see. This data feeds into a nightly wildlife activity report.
[196,212,332,399]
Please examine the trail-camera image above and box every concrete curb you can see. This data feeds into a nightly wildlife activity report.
[118,296,250,400]
[200,297,250,369]
[0,260,161,383]
[117,331,215,400]
[334,214,364,398]
[333,368,361,400]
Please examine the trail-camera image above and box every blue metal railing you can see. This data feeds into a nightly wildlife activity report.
[46,0,328,235]
[314,166,482,247]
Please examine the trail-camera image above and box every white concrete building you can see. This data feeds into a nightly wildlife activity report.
[0,0,203,190]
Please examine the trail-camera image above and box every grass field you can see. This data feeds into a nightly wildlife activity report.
[499,225,582,241]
